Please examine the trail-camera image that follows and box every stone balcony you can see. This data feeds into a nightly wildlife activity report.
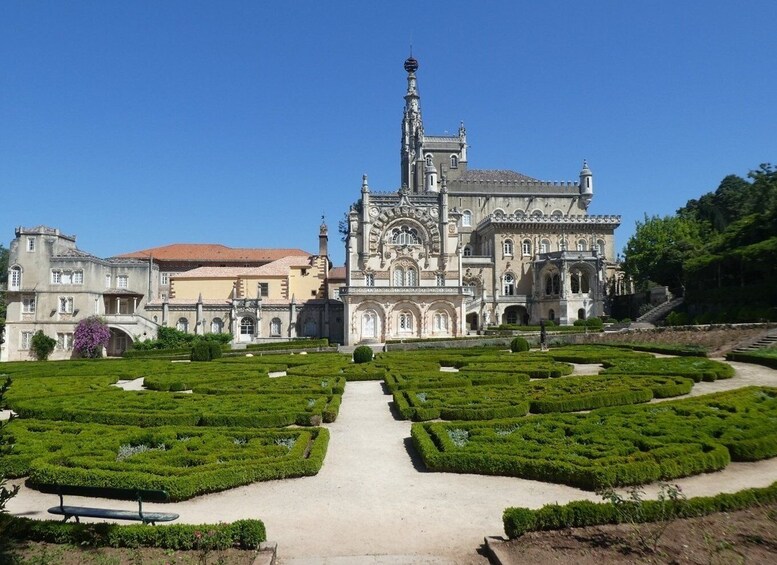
[340,286,474,297]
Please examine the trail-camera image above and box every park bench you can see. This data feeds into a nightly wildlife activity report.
[46,485,179,525]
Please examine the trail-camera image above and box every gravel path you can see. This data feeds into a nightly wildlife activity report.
[6,359,777,563]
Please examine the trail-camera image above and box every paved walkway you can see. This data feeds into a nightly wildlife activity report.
[7,360,777,563]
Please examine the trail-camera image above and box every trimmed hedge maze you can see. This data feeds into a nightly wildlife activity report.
[1,352,349,499]
[412,387,777,490]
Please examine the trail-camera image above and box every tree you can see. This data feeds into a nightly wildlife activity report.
[622,214,704,290]
[0,244,7,346]
[73,316,111,358]
[31,331,56,361]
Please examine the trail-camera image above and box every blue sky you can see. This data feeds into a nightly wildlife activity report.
[2,1,775,267]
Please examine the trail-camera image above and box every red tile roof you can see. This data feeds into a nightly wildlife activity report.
[328,266,346,280]
[173,256,313,279]
[116,243,310,263]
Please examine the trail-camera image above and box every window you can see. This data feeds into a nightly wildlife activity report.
[578,308,586,321]
[161,293,168,301]
[160,272,169,286]
[258,282,269,297]
[211,318,224,334]
[27,237,35,252]
[365,273,375,287]
[503,239,513,256]
[521,239,531,256]
[22,296,36,313]
[10,266,21,290]
[596,239,606,257]
[503,273,515,296]
[301,268,308,276]
[463,245,472,257]
[73,271,83,285]
[51,270,62,284]
[398,311,413,333]
[117,275,128,288]
[571,270,590,293]
[425,154,433,167]
[571,272,580,294]
[433,311,449,333]
[239,317,253,337]
[540,239,550,254]
[548,309,556,322]
[21,331,33,350]
[391,225,420,245]
[270,317,282,336]
[577,239,587,252]
[406,268,417,286]
[393,268,404,287]
[56,333,73,350]
[105,274,111,288]
[450,154,458,168]
[545,273,561,296]
[177,317,189,333]
[436,274,445,287]
[461,210,472,227]
[58,296,74,314]
[333,288,341,301]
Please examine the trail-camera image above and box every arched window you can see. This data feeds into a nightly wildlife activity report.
[177,317,189,333]
[210,317,224,334]
[503,239,513,256]
[571,272,580,294]
[531,210,543,217]
[551,210,563,217]
[406,268,417,286]
[503,273,515,296]
[514,210,526,218]
[494,209,506,219]
[362,311,377,339]
[545,273,560,296]
[548,309,556,322]
[461,210,472,227]
[271,317,282,336]
[9,266,21,290]
[450,154,458,168]
[391,225,420,245]
[578,308,586,321]
[553,274,561,295]
[581,272,590,293]
[577,239,587,251]
[433,311,449,333]
[540,239,550,254]
[240,317,254,337]
[463,245,472,257]
[596,239,606,257]
[393,267,404,287]
[398,311,413,333]
[425,154,433,167]
[521,239,531,256]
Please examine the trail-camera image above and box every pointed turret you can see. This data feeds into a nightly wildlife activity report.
[401,54,425,192]
[579,159,593,207]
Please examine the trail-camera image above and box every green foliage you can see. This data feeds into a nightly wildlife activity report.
[244,338,329,351]
[190,341,212,362]
[664,310,690,326]
[572,316,604,328]
[504,480,777,539]
[601,356,733,381]
[0,378,20,524]
[412,387,777,490]
[0,515,266,549]
[510,337,529,352]
[353,345,374,363]
[31,330,56,361]
[623,213,705,289]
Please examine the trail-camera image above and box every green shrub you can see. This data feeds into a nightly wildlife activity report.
[0,515,266,549]
[31,331,56,361]
[190,342,211,362]
[504,481,777,539]
[208,341,222,360]
[353,346,374,364]
[510,337,529,352]
[664,311,690,326]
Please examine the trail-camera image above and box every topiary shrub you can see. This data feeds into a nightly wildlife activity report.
[190,341,211,362]
[31,331,56,361]
[510,337,530,352]
[353,345,374,363]
[208,342,222,360]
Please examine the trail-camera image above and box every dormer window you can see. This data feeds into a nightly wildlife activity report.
[425,154,433,167]
[450,154,458,168]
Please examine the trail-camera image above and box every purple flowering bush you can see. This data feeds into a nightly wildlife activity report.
[73,316,111,358]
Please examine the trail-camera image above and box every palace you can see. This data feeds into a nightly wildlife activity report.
[340,56,621,344]
[2,56,621,360]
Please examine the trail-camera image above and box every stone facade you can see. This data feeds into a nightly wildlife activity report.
[340,57,621,344]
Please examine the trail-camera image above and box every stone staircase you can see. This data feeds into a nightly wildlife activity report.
[730,328,777,354]
[636,296,684,325]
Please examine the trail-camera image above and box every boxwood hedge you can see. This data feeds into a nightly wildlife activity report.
[412,387,777,490]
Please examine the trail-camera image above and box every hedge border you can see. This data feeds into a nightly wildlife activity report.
[726,350,777,369]
[0,515,266,549]
[503,480,777,539]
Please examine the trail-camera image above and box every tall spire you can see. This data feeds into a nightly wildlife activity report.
[401,53,424,192]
